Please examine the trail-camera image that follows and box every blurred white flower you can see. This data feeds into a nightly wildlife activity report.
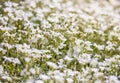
[2,75,12,81]
[90,59,98,67]
[20,69,27,76]
[66,78,73,83]
[75,39,83,45]
[25,57,31,62]
[94,72,104,78]
[35,80,44,83]
[3,56,21,64]
[0,65,3,74]
[26,79,34,83]
[39,74,50,81]
[30,68,36,74]
[47,62,58,69]
[53,75,64,83]
[95,79,102,83]
[64,56,73,61]
[109,76,120,83]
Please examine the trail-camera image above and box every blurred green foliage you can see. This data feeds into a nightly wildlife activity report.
[0,0,23,4]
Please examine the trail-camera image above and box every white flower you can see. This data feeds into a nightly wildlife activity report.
[78,53,91,65]
[20,69,27,76]
[4,1,13,7]
[66,78,73,83]
[25,57,31,62]
[49,80,54,83]
[1,43,14,49]
[0,65,3,74]
[30,1,36,8]
[94,72,104,78]
[117,46,120,51]
[30,68,36,74]
[59,43,66,49]
[46,62,58,69]
[91,68,99,73]
[109,76,120,83]
[39,74,50,81]
[84,28,94,33]
[53,75,64,83]
[93,43,104,50]
[26,79,34,83]
[0,48,4,51]
[3,56,21,64]
[43,54,52,59]
[75,39,83,45]
[95,79,102,83]
[64,56,73,61]
[90,59,98,67]
[35,80,44,83]
[64,69,76,77]
[2,75,12,81]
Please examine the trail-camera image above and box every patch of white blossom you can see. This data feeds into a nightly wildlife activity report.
[0,0,120,82]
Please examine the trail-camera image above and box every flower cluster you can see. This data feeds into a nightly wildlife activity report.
[0,0,120,83]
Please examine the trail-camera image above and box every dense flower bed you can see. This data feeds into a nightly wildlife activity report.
[0,0,120,83]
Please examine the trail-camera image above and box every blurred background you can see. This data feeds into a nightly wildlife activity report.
[0,0,24,4]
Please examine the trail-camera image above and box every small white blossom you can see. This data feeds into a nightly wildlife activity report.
[109,76,120,83]
[53,75,64,83]
[0,65,3,74]
[25,57,31,62]
[94,72,104,78]
[26,79,34,83]
[64,56,73,61]
[95,79,102,83]
[66,78,73,83]
[2,76,12,81]
[75,39,83,45]
[47,62,58,69]
[3,56,21,64]
[39,74,50,81]
[30,68,36,74]
[35,80,44,83]
[90,59,98,67]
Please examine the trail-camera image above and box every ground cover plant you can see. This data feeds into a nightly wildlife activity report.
[0,0,120,83]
